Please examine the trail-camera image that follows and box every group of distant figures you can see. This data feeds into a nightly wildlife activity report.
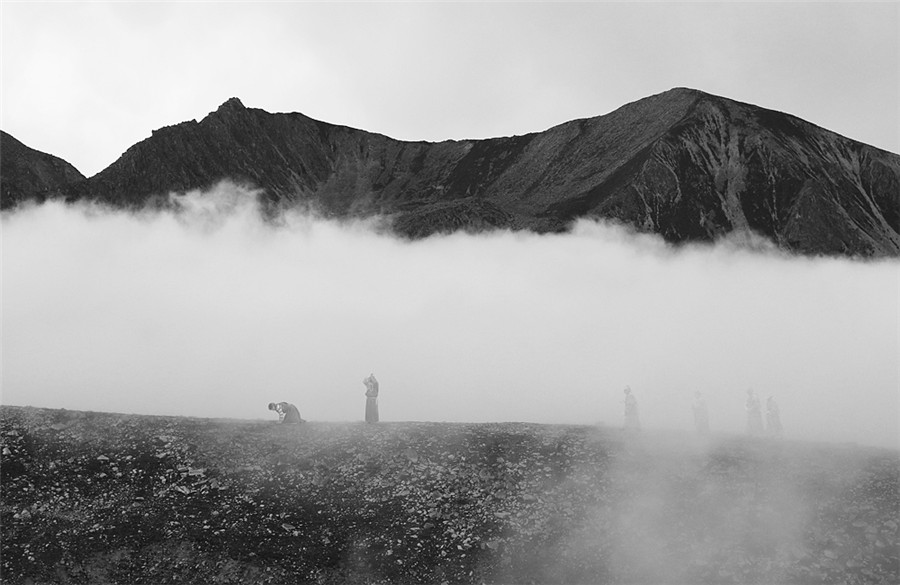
[268,375,783,438]
[623,386,783,437]
[696,387,782,437]
[267,373,379,425]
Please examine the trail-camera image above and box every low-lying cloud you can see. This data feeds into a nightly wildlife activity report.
[2,182,897,448]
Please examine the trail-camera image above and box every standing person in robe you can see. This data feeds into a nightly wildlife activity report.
[363,373,379,423]
[623,387,640,431]
[745,389,763,436]
[692,391,710,435]
[268,401,303,424]
[766,395,783,437]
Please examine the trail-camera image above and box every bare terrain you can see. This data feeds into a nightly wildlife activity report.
[1,405,897,584]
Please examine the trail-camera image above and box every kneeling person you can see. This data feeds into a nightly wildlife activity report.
[268,402,303,424]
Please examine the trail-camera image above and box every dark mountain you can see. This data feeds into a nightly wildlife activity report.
[5,89,900,256]
[0,130,85,209]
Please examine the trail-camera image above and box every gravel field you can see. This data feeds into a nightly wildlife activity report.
[1,405,897,584]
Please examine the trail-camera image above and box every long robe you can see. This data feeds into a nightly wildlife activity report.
[624,394,640,430]
[364,375,379,423]
[276,402,302,424]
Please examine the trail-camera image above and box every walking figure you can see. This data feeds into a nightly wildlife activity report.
[363,373,379,423]
[624,387,640,431]
[746,389,763,436]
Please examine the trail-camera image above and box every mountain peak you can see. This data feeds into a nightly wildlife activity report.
[664,86,705,96]
[643,87,709,103]
[216,97,246,112]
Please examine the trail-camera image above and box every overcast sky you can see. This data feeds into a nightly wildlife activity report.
[1,1,898,177]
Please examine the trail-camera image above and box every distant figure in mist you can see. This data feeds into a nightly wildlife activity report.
[363,373,379,423]
[766,396,783,437]
[623,387,640,431]
[745,389,763,436]
[692,391,710,435]
[268,402,303,424]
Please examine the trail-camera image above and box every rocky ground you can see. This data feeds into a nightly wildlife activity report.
[1,405,898,584]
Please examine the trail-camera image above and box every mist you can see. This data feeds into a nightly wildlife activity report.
[2,182,897,449]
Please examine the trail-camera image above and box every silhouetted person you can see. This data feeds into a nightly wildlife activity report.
[623,386,640,431]
[745,389,763,436]
[766,396,783,437]
[363,373,379,423]
[268,401,303,424]
[692,391,709,435]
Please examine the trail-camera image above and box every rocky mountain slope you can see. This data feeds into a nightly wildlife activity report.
[3,89,899,256]
[0,130,85,208]
[2,406,898,585]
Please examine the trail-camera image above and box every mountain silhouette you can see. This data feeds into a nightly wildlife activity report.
[3,89,898,256]
[1,130,85,208]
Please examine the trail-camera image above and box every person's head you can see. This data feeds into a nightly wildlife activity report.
[747,388,754,396]
[624,386,631,394]
[268,402,277,411]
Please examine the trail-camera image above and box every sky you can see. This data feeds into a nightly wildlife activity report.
[1,2,898,177]
[1,3,899,449]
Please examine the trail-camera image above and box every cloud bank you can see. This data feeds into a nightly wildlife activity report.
[2,183,897,448]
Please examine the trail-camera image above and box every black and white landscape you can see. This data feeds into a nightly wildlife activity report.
[4,87,900,257]
[1,3,898,584]
[3,90,898,446]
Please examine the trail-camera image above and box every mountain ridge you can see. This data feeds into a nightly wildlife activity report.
[2,88,898,257]
[0,130,86,208]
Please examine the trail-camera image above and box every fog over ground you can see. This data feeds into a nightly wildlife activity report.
[2,183,897,449]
